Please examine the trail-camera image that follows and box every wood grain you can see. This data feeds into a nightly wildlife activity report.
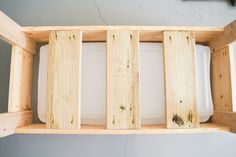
[211,46,233,112]
[209,20,236,51]
[163,31,199,128]
[15,123,229,135]
[107,30,140,129]
[23,26,223,43]
[0,111,32,137]
[0,11,36,54]
[46,31,82,129]
[212,111,236,133]
[8,46,33,112]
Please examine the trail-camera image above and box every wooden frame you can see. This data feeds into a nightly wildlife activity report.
[0,10,236,137]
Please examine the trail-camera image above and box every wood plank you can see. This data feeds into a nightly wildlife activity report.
[46,31,82,129]
[0,111,32,137]
[15,123,229,135]
[22,26,223,43]
[8,46,33,112]
[212,111,236,133]
[211,46,233,112]
[209,20,236,51]
[0,11,36,54]
[163,31,199,129]
[107,30,140,129]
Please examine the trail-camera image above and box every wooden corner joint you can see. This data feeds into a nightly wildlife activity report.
[212,111,236,133]
[0,111,32,138]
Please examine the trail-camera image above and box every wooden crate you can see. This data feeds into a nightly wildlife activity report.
[0,10,235,137]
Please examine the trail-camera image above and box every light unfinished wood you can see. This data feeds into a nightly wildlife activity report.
[15,123,229,135]
[8,46,33,112]
[209,20,236,51]
[163,31,199,129]
[22,26,223,43]
[0,11,36,54]
[107,30,140,129]
[211,46,233,112]
[46,31,82,129]
[0,111,32,137]
[212,111,236,133]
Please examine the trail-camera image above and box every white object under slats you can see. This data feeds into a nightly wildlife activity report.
[38,43,213,124]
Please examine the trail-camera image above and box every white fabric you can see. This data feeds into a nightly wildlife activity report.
[38,43,213,124]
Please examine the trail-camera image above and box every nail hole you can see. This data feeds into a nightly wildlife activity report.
[188,112,193,123]
[71,116,73,124]
[120,106,125,110]
[179,100,182,103]
[186,36,189,44]
[112,116,115,124]
[113,34,115,41]
[130,34,132,40]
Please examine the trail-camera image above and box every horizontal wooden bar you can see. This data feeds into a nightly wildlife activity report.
[209,20,236,51]
[0,11,36,54]
[0,111,32,137]
[212,111,236,133]
[15,123,229,135]
[23,26,223,43]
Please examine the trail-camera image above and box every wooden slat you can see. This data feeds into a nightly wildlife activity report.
[15,123,229,135]
[163,31,199,128]
[46,31,82,129]
[211,46,233,112]
[107,30,140,129]
[209,20,236,51]
[8,46,33,112]
[212,111,236,133]
[0,111,32,137]
[23,26,223,43]
[0,11,36,54]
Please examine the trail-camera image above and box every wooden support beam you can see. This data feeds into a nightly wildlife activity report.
[210,46,233,112]
[106,30,140,129]
[23,26,223,43]
[0,111,32,137]
[0,10,36,54]
[163,31,199,128]
[212,111,236,133]
[46,31,82,129]
[8,46,33,112]
[209,20,236,51]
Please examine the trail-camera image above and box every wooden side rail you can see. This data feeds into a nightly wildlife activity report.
[0,10,35,137]
[210,20,236,133]
[8,46,33,112]
[0,111,32,137]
